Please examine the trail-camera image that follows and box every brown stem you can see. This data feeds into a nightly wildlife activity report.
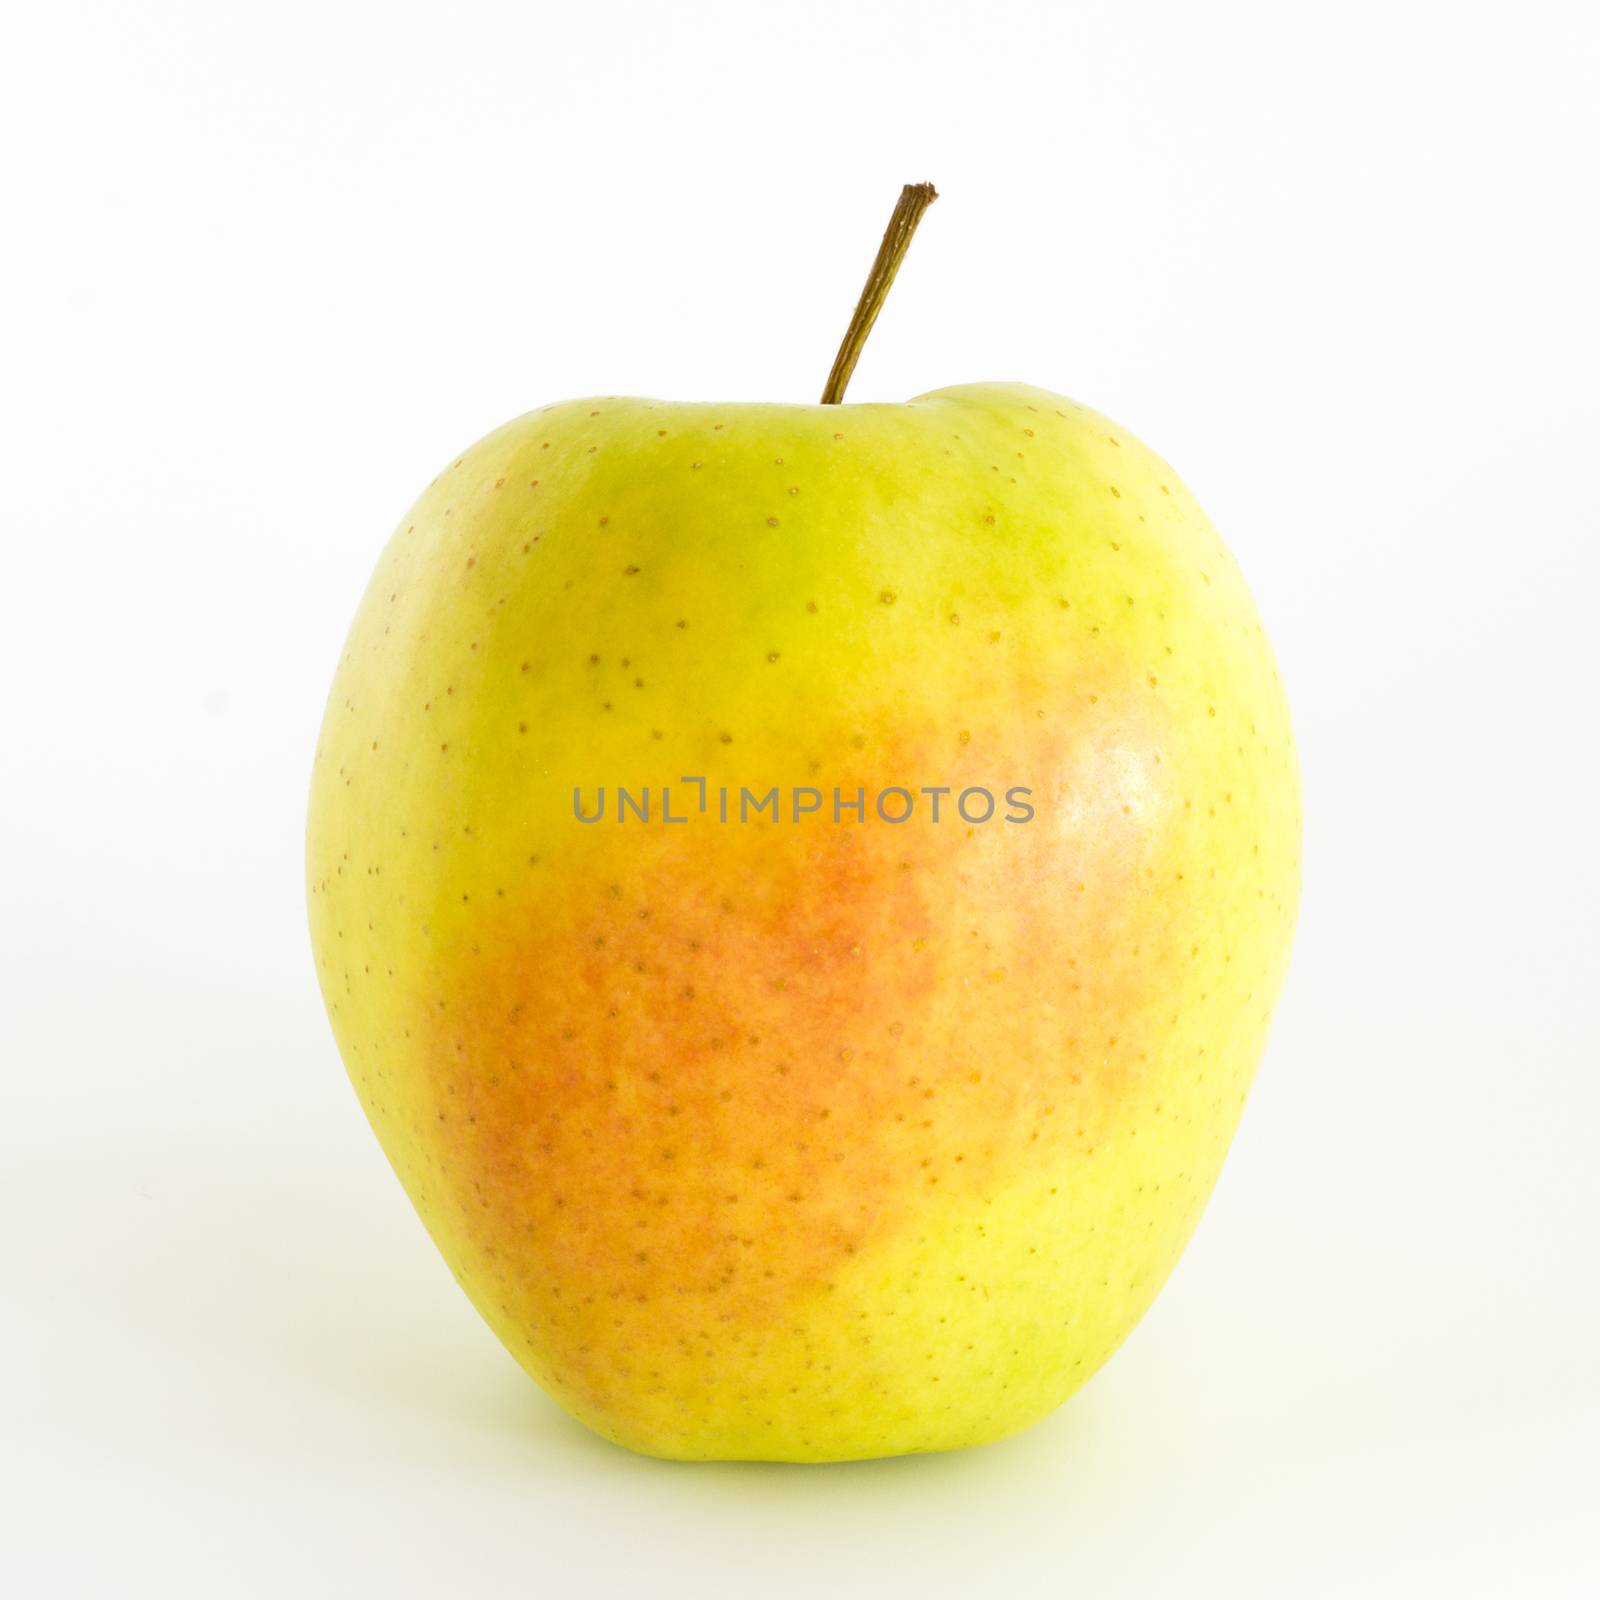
[820,182,939,404]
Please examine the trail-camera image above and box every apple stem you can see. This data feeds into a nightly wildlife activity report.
[820,182,939,405]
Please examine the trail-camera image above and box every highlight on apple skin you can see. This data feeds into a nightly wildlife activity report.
[307,191,1300,1464]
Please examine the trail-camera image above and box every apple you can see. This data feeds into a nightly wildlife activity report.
[308,185,1300,1461]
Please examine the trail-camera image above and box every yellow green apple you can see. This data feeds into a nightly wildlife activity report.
[307,192,1299,1462]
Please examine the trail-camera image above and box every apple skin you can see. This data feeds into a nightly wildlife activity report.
[308,383,1300,1462]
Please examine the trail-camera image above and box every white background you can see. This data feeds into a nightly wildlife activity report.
[3,2,1597,1595]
